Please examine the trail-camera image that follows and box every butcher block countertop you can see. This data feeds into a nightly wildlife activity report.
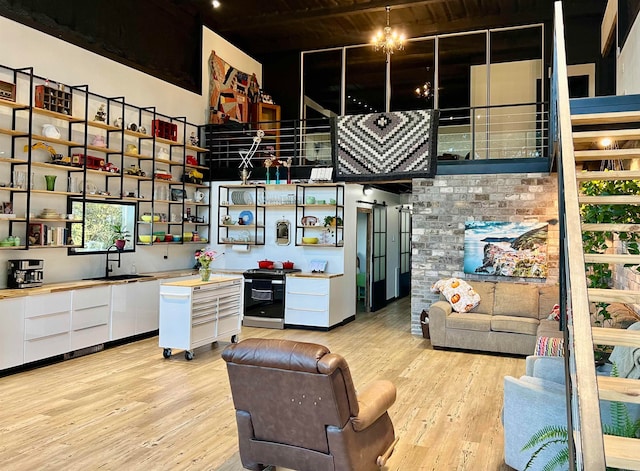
[161,276,240,288]
[288,272,343,279]
[0,268,200,300]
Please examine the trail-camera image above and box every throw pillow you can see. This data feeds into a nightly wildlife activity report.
[431,278,481,313]
[535,336,565,357]
[547,304,560,321]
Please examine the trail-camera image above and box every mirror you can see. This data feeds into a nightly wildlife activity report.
[276,220,290,246]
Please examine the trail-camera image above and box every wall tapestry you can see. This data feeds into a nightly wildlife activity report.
[209,51,260,124]
[335,109,438,181]
[464,221,548,278]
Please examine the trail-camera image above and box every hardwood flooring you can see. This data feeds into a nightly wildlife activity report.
[0,297,522,470]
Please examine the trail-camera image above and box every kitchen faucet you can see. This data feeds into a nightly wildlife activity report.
[105,244,122,278]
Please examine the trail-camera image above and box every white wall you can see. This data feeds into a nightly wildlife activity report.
[0,16,261,287]
[618,13,640,95]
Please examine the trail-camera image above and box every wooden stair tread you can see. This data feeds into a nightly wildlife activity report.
[588,288,640,305]
[592,325,640,347]
[604,434,640,470]
[598,376,640,404]
[572,110,640,126]
[582,223,640,232]
[584,253,640,264]
[577,170,640,181]
[573,129,640,144]
[575,148,640,161]
[579,195,640,204]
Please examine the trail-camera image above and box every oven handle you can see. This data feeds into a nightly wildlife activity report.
[244,279,284,285]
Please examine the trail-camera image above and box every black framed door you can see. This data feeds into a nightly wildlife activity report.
[398,206,411,298]
[371,204,387,311]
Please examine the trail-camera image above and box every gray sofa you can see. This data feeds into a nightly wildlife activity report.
[428,281,560,355]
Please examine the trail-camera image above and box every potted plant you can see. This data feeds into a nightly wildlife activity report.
[323,215,343,229]
[112,224,130,250]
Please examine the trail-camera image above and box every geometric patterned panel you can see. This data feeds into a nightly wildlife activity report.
[335,109,439,181]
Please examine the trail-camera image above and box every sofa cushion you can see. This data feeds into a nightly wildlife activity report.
[493,283,539,318]
[537,319,563,339]
[431,278,481,313]
[491,315,539,335]
[446,312,491,332]
[538,284,559,319]
[468,281,496,315]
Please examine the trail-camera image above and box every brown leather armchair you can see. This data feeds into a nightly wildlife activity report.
[222,338,398,471]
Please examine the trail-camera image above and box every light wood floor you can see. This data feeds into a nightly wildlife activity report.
[0,297,523,470]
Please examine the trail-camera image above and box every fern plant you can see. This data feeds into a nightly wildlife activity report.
[522,364,640,471]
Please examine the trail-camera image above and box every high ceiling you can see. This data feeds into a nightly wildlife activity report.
[194,0,606,60]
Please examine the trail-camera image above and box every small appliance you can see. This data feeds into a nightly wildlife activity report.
[7,259,44,288]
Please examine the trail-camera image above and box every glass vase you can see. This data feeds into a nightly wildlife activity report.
[265,168,271,185]
[287,166,292,184]
[275,167,281,184]
[199,267,211,282]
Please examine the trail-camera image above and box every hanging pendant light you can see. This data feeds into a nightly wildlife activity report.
[371,5,405,55]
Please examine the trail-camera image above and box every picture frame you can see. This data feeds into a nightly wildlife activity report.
[171,188,187,202]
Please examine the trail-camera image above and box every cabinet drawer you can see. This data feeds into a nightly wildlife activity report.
[25,333,70,363]
[217,314,240,337]
[191,321,216,345]
[70,325,109,351]
[73,286,110,310]
[72,305,109,331]
[25,311,71,340]
[285,308,329,327]
[25,292,72,318]
[286,292,329,311]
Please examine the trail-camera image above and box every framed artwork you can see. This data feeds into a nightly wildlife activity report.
[2,201,13,214]
[464,221,548,278]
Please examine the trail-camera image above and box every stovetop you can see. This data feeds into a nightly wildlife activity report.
[243,268,301,279]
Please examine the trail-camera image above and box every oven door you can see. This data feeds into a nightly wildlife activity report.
[243,278,285,329]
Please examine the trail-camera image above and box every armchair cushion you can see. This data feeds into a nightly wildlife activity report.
[351,380,396,432]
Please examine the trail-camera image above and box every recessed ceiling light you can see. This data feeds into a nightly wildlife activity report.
[600,137,612,147]
[212,0,220,8]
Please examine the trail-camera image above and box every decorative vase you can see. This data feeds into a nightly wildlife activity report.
[275,167,281,184]
[199,267,211,282]
[287,166,292,184]
[265,168,271,185]
[44,175,56,191]
[114,239,126,250]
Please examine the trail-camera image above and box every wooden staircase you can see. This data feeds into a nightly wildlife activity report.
[571,109,640,470]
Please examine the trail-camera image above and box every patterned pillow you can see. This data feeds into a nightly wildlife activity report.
[431,278,481,313]
[535,336,565,356]
[547,304,561,321]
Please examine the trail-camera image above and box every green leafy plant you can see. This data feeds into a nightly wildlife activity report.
[580,177,640,357]
[523,364,640,471]
[111,224,130,243]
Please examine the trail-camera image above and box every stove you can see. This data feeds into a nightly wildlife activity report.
[243,268,301,279]
[242,268,301,329]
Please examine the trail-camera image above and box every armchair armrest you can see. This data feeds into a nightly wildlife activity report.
[351,380,396,432]
[428,300,452,346]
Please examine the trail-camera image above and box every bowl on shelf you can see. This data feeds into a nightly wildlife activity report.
[302,237,319,244]
[183,232,193,242]
[138,235,152,244]
[172,235,182,242]
[141,214,160,222]
[164,234,173,242]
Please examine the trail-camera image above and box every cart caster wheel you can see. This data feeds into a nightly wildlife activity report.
[163,348,172,359]
[231,334,239,343]
[185,351,194,361]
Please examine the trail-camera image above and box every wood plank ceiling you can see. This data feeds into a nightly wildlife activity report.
[195,0,607,60]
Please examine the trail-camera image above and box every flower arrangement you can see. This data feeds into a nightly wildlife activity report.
[195,248,219,269]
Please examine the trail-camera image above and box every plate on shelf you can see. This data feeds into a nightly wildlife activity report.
[243,191,254,205]
[231,191,246,205]
[239,210,254,225]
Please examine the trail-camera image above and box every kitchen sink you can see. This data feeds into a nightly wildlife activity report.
[83,274,154,281]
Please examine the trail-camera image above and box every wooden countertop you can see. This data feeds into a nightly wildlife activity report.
[161,276,240,288]
[288,272,344,279]
[0,268,243,299]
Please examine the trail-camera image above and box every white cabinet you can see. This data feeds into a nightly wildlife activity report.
[285,275,343,328]
[71,286,110,351]
[159,277,242,360]
[110,279,160,341]
[0,298,25,370]
[24,291,72,363]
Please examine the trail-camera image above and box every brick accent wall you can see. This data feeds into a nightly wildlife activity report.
[410,172,559,335]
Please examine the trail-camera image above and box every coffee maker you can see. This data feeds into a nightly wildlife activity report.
[7,259,44,288]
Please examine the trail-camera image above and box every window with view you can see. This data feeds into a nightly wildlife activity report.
[69,200,136,254]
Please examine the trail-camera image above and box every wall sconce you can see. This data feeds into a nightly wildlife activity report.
[363,185,374,196]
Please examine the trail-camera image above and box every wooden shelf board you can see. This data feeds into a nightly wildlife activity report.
[0,127,28,137]
[0,98,28,109]
[85,144,121,154]
[31,161,84,172]
[87,120,120,131]
[123,152,153,160]
[0,157,28,165]
[185,144,208,152]
[31,133,82,147]
[30,189,82,196]
[32,107,83,122]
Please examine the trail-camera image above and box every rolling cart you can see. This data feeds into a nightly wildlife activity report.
[159,276,242,360]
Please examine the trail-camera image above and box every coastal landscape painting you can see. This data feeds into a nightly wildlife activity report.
[464,221,548,278]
